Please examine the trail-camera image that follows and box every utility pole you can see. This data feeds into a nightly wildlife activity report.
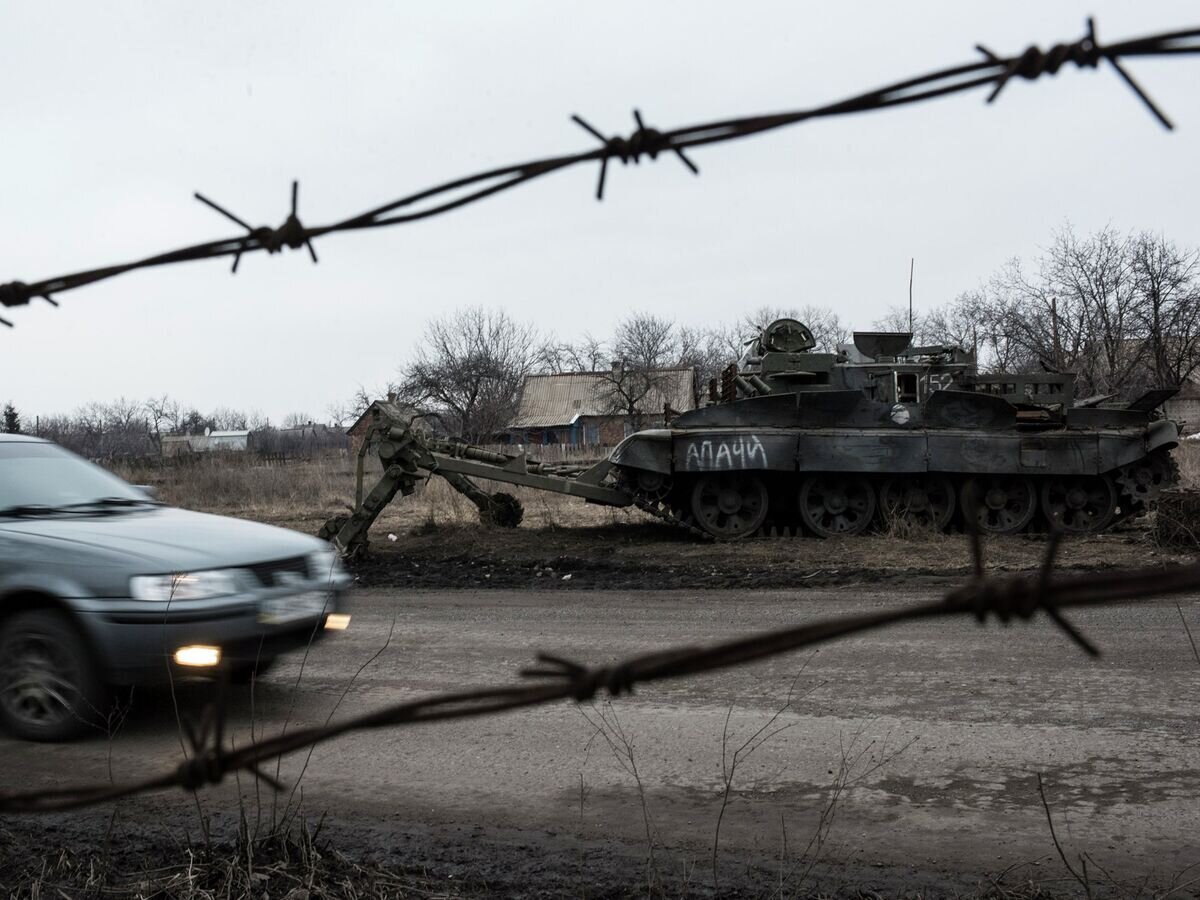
[908,258,915,334]
[1050,296,1062,369]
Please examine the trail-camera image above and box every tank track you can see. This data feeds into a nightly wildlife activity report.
[631,492,714,541]
[628,448,1180,541]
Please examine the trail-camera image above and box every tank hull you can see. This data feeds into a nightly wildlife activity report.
[611,389,1180,539]
[614,424,1177,478]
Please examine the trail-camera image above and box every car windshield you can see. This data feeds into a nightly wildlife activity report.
[0,442,148,513]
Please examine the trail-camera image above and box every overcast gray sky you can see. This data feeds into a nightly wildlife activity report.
[3,2,1198,424]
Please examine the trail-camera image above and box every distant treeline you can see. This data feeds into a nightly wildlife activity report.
[7,397,347,460]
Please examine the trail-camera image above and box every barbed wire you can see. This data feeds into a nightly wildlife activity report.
[2,18,1199,327]
[3,527,1200,814]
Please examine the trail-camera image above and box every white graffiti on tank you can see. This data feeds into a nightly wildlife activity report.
[684,435,768,470]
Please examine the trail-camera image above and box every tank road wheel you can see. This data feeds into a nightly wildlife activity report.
[962,476,1037,535]
[481,492,524,528]
[1041,475,1117,534]
[634,470,672,503]
[690,473,769,540]
[1116,452,1178,506]
[880,475,955,533]
[798,475,876,538]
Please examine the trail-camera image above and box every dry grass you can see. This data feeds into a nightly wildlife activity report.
[111,452,645,538]
[0,832,1105,900]
[0,819,476,900]
[112,454,354,519]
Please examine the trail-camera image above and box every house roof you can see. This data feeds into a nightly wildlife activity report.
[346,399,426,436]
[509,369,696,429]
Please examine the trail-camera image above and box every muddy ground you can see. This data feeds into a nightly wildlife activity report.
[337,516,1195,592]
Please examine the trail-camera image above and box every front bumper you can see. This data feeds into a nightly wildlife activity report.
[72,583,350,684]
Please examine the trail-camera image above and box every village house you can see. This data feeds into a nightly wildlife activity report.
[160,429,251,457]
[345,399,430,455]
[505,367,697,447]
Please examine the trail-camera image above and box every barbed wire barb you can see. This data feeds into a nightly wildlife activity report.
[195,180,318,273]
[978,18,1174,129]
[1035,529,1098,656]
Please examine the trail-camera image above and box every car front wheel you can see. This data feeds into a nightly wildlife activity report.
[0,609,108,741]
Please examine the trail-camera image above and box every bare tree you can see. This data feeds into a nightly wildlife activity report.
[872,306,927,341]
[281,412,314,429]
[595,314,694,430]
[209,406,249,431]
[1048,225,1145,394]
[613,313,676,371]
[978,225,1192,395]
[677,325,733,389]
[537,332,607,374]
[399,306,543,442]
[326,401,356,428]
[1130,231,1200,388]
[144,395,180,446]
[901,225,1200,396]
[60,398,156,457]
[923,293,983,352]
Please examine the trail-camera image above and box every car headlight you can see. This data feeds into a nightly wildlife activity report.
[307,546,345,581]
[130,570,240,602]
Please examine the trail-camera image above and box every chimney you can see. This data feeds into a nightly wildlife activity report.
[611,359,625,382]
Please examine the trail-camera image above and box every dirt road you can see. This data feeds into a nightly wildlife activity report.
[3,586,1200,895]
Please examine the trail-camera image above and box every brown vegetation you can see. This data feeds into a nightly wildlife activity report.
[112,450,642,536]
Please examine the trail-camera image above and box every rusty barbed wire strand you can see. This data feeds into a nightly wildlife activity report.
[3,544,1200,814]
[2,18,1199,326]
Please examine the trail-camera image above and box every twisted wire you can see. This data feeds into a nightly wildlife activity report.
[2,20,1198,326]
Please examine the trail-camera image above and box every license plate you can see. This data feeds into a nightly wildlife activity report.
[259,591,332,624]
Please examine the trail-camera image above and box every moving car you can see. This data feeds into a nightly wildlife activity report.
[0,433,353,741]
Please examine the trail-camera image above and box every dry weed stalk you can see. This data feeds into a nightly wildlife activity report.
[579,702,663,895]
[773,721,917,897]
[711,665,819,891]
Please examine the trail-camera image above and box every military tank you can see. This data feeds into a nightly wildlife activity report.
[608,318,1180,539]
[323,318,1180,554]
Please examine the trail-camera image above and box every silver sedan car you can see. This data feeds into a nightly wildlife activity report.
[0,434,352,740]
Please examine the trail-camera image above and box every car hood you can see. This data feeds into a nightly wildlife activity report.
[0,505,326,572]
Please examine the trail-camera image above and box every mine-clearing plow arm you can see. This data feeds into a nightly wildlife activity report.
[319,406,630,558]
